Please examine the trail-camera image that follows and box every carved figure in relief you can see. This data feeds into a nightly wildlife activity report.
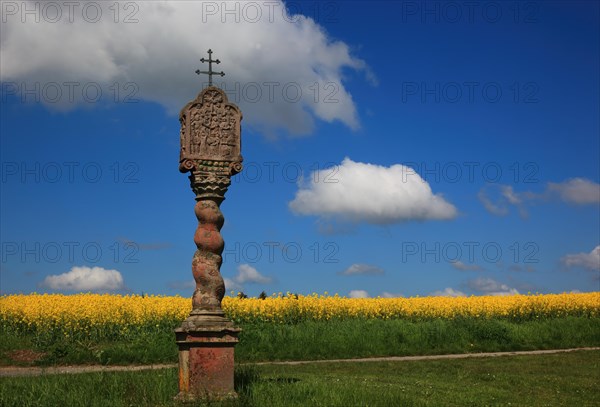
[206,132,220,156]
[180,116,187,155]
[190,110,203,154]
[180,85,241,164]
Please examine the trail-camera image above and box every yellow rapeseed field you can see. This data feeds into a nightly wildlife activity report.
[1,292,598,340]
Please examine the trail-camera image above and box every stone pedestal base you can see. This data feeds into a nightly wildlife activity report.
[174,314,241,401]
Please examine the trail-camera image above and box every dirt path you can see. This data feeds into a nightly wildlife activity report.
[0,363,177,378]
[1,347,598,378]
[252,347,600,365]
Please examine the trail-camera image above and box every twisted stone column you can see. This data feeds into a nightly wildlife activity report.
[175,85,242,400]
[192,199,225,311]
[180,197,234,330]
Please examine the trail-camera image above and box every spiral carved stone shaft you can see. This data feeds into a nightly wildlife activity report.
[175,78,242,400]
[178,85,242,327]
[191,199,226,311]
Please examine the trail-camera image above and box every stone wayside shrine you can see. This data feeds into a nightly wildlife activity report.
[175,49,243,401]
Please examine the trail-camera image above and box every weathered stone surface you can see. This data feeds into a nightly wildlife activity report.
[174,327,240,400]
[178,86,243,324]
[179,86,243,201]
[175,58,243,401]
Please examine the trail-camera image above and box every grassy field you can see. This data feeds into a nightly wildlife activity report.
[2,293,599,405]
[2,292,598,364]
[1,350,598,406]
[237,317,600,362]
[1,316,599,366]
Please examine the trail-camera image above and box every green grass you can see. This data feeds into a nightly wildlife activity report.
[0,329,178,366]
[2,316,598,366]
[1,350,599,406]
[237,317,600,361]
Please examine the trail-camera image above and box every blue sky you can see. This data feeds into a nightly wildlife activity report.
[1,1,599,298]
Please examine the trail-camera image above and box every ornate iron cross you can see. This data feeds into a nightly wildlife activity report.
[195,49,225,86]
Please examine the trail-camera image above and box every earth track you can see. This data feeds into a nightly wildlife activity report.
[1,347,599,377]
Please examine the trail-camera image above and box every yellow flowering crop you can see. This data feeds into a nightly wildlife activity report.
[0,293,190,341]
[223,292,600,323]
[1,292,598,340]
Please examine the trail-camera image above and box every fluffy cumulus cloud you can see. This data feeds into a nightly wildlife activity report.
[348,289,369,298]
[0,1,373,136]
[466,277,519,296]
[289,158,457,225]
[224,264,272,292]
[561,246,600,271]
[41,266,124,292]
[479,178,599,216]
[339,263,384,276]
[430,287,466,297]
[235,264,272,284]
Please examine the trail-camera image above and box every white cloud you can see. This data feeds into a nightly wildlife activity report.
[451,261,483,272]
[489,289,520,296]
[289,158,457,225]
[561,246,600,271]
[0,1,372,136]
[380,291,403,298]
[478,185,530,218]
[478,188,508,216]
[223,277,243,293]
[170,264,270,293]
[480,178,599,216]
[339,263,384,275]
[235,264,272,284]
[430,287,466,297]
[548,179,600,205]
[41,266,124,292]
[223,264,272,292]
[348,289,369,298]
[466,277,519,296]
[501,185,522,205]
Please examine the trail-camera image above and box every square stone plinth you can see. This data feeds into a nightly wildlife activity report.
[174,326,241,401]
